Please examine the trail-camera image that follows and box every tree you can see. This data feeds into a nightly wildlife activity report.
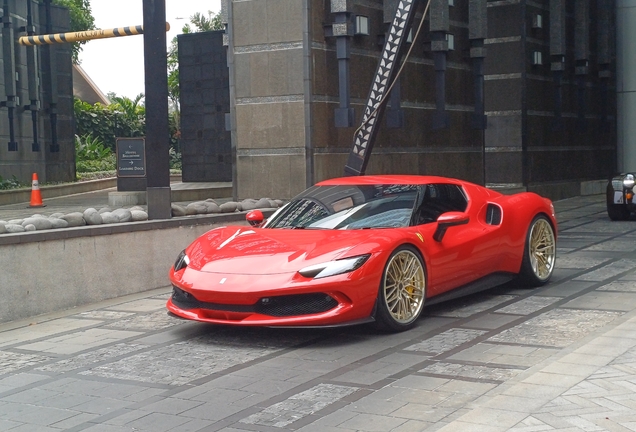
[110,94,145,121]
[181,11,223,34]
[74,95,145,152]
[74,93,182,170]
[52,0,96,64]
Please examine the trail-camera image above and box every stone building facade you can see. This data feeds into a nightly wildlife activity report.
[0,0,75,183]
[222,0,616,200]
[484,0,616,198]
[1,0,620,200]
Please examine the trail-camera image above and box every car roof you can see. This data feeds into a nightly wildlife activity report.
[316,175,465,186]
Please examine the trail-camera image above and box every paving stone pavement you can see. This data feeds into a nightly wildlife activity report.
[2,194,636,431]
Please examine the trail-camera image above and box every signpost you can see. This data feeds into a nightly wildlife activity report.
[116,138,146,178]
[115,137,147,195]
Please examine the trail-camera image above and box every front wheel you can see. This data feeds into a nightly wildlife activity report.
[374,246,426,332]
[607,203,630,221]
[518,215,556,287]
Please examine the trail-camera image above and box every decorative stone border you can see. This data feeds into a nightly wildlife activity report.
[0,197,284,235]
[171,197,283,217]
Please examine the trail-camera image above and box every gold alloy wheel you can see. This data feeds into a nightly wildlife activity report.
[383,249,425,324]
[529,218,556,281]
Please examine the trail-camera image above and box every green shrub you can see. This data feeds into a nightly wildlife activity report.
[169,147,182,170]
[74,97,145,152]
[0,175,25,190]
[74,96,181,161]
[76,171,117,181]
[75,134,116,173]
[76,155,116,173]
[75,134,111,160]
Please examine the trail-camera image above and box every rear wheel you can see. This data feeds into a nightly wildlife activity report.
[518,215,556,287]
[374,246,426,332]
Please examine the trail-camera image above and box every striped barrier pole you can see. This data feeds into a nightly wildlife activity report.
[18,22,170,46]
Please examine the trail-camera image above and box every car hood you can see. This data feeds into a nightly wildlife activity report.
[185,226,377,275]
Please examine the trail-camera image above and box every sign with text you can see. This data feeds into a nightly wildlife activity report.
[116,138,146,177]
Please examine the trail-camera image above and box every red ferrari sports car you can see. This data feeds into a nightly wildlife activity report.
[167,175,557,332]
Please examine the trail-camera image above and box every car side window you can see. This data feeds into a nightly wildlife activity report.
[414,184,468,225]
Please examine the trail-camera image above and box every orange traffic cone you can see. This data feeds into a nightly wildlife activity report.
[28,173,45,208]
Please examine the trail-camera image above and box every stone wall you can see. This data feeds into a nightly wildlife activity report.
[221,0,617,201]
[311,0,483,184]
[179,31,232,182]
[484,0,616,193]
[230,0,310,200]
[0,214,248,324]
[0,0,75,184]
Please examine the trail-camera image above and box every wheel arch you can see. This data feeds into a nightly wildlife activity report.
[510,211,556,272]
[534,211,557,237]
[493,194,557,273]
[393,241,430,278]
[517,213,557,286]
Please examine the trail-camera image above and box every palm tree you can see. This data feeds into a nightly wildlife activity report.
[108,94,145,140]
[110,94,145,120]
[182,11,223,33]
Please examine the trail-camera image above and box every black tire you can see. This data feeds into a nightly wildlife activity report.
[607,203,630,221]
[374,245,426,332]
[518,215,556,287]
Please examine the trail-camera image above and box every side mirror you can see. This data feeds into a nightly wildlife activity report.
[433,212,469,242]
[246,210,264,227]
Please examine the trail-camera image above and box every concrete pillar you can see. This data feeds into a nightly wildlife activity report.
[617,0,636,172]
[229,0,310,199]
[143,0,172,220]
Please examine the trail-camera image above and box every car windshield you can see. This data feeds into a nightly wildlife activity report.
[265,184,420,229]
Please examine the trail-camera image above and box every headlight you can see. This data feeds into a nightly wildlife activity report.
[299,254,370,279]
[624,174,635,190]
[173,250,190,272]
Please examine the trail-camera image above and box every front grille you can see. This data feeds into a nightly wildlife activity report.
[255,293,338,316]
[171,286,338,317]
[171,287,253,312]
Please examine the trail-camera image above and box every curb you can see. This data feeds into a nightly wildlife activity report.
[0,175,186,206]
[0,178,117,206]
